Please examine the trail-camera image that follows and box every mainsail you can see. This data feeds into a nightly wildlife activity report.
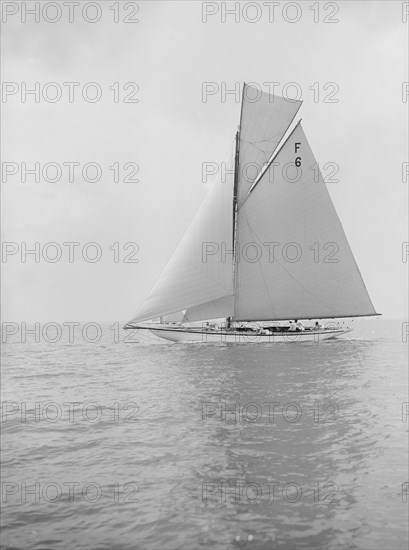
[233,122,377,321]
[129,83,377,325]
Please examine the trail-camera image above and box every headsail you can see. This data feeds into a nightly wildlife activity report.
[233,122,377,321]
[237,83,302,206]
[129,151,234,324]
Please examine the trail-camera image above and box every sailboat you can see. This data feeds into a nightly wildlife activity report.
[125,83,379,343]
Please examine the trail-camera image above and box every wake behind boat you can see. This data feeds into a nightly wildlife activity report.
[125,83,379,343]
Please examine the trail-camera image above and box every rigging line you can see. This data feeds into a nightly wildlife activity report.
[240,128,287,148]
[241,132,289,166]
[247,127,296,147]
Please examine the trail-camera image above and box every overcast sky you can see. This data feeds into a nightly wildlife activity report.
[1,0,408,322]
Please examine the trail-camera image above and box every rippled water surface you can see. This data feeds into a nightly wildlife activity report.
[1,320,408,549]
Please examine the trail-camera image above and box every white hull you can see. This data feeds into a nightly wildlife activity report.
[148,327,351,343]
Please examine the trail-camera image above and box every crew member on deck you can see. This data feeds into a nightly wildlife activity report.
[288,320,297,332]
[294,319,305,331]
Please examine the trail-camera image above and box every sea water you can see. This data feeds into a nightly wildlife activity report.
[1,319,408,549]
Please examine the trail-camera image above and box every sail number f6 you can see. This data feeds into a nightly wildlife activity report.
[295,142,301,167]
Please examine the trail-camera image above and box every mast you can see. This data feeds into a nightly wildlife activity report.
[228,130,240,326]
[232,129,240,250]
[230,83,245,323]
[232,82,245,252]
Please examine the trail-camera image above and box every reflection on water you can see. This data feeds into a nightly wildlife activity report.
[1,320,407,549]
